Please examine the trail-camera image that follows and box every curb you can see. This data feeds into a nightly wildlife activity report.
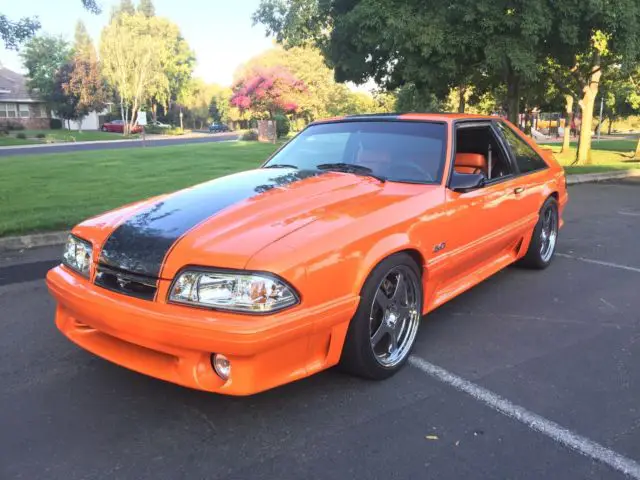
[566,169,640,185]
[0,231,68,252]
[2,169,640,252]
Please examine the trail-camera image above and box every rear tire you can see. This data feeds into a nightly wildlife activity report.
[518,197,559,269]
[340,253,422,380]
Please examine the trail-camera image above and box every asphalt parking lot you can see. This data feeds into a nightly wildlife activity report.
[1,179,639,480]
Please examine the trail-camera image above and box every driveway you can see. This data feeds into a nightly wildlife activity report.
[0,132,240,157]
[1,180,639,479]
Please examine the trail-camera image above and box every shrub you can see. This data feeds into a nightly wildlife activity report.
[16,132,27,139]
[3,122,25,131]
[36,133,46,139]
[44,135,57,144]
[274,114,291,138]
[50,118,63,129]
[165,127,184,136]
[241,129,259,141]
[144,125,163,135]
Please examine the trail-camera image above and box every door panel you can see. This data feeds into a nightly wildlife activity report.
[439,179,519,281]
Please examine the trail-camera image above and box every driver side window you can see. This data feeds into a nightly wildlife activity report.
[454,125,513,181]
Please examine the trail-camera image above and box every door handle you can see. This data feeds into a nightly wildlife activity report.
[514,187,525,194]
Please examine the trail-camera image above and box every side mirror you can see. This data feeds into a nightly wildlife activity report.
[450,172,486,193]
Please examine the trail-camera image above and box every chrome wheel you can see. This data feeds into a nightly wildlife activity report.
[540,206,558,262]
[369,265,420,367]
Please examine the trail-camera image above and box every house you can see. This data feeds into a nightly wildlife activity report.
[53,104,113,131]
[0,66,49,129]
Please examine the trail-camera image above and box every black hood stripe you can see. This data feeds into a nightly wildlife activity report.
[99,168,322,278]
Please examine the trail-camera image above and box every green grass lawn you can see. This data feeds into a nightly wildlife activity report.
[0,141,279,237]
[542,138,640,174]
[2,136,639,237]
[27,129,138,142]
[0,129,137,146]
[0,136,41,146]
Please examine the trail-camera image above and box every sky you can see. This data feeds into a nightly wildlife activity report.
[0,0,275,86]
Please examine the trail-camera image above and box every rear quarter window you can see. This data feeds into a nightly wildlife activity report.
[496,122,548,174]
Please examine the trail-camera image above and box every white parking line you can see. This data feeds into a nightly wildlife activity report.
[408,356,640,479]
[556,253,640,274]
[619,211,640,217]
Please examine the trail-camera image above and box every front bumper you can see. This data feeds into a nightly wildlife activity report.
[46,266,358,395]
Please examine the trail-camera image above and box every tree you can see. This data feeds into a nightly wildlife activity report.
[20,35,71,100]
[148,17,196,118]
[179,78,218,129]
[117,0,136,16]
[74,20,93,59]
[231,66,307,118]
[1,1,99,50]
[236,46,337,121]
[0,15,40,50]
[374,92,396,113]
[50,63,80,130]
[100,12,166,134]
[66,26,107,131]
[542,2,640,164]
[210,85,233,124]
[395,84,443,113]
[253,0,550,124]
[138,0,156,17]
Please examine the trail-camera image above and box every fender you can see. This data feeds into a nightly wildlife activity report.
[353,233,424,296]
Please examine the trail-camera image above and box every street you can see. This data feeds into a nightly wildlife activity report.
[1,180,639,479]
[0,132,240,157]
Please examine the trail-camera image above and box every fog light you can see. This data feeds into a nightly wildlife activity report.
[212,353,231,380]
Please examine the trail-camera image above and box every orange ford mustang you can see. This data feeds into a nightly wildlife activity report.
[47,113,568,395]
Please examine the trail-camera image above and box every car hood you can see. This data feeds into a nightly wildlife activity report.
[73,168,422,279]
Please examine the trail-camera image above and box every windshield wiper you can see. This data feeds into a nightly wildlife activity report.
[316,163,386,182]
[263,163,299,169]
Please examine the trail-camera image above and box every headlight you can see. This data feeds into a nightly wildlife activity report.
[169,269,299,313]
[62,235,93,277]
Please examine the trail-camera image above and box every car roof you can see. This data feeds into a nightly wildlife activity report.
[311,112,498,125]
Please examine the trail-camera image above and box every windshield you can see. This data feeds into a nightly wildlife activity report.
[263,120,447,183]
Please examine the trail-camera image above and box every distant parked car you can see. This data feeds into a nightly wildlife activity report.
[101,120,143,134]
[148,120,171,129]
[209,122,230,133]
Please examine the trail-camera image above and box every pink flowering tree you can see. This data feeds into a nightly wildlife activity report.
[231,66,307,118]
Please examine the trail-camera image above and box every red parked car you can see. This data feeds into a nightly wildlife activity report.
[101,120,143,134]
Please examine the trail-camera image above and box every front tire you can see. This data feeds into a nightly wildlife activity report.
[340,253,422,380]
[519,197,559,269]
[101,126,107,132]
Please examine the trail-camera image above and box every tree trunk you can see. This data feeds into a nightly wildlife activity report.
[120,102,127,136]
[524,109,532,136]
[129,101,139,136]
[506,69,520,126]
[607,117,613,135]
[561,95,574,154]
[576,57,602,165]
[457,84,466,113]
[77,117,83,134]
[635,137,640,159]
[152,103,157,122]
